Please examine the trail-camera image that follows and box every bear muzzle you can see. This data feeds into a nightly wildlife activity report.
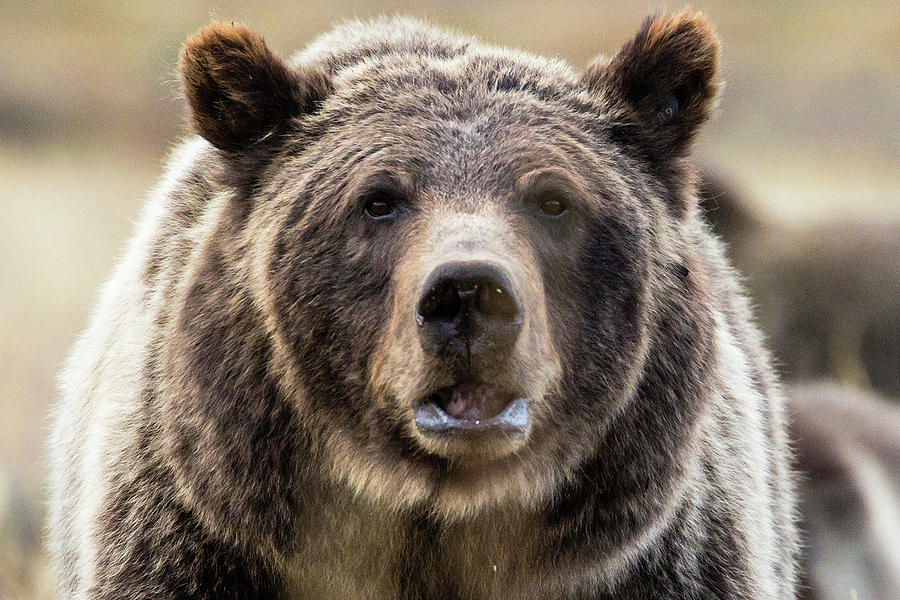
[412,261,529,437]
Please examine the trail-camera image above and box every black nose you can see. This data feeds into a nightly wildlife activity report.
[416,261,523,359]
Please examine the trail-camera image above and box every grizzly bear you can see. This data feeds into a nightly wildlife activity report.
[48,11,797,599]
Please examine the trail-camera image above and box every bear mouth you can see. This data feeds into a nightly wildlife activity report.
[414,383,529,434]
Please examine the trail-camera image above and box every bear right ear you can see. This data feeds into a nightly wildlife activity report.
[579,10,719,161]
[180,22,331,153]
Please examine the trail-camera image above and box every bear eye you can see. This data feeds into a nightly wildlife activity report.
[538,194,568,217]
[363,189,398,220]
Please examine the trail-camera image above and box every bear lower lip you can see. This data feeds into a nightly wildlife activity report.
[435,382,513,420]
[414,384,529,434]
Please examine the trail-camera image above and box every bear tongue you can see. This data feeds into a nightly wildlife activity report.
[440,383,510,421]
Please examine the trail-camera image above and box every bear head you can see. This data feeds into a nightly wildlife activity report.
[175,12,719,522]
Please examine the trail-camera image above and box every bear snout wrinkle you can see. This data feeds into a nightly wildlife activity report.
[415,261,523,360]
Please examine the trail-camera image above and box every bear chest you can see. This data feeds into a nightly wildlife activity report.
[283,496,548,599]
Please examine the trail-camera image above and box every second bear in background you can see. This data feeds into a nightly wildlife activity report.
[698,171,900,398]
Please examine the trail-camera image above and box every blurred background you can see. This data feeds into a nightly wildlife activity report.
[1,1,897,598]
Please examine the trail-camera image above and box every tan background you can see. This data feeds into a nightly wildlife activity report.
[1,1,898,596]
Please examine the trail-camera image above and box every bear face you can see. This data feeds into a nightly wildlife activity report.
[175,14,720,522]
[264,84,650,517]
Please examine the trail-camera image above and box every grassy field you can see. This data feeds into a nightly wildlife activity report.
[0,1,897,596]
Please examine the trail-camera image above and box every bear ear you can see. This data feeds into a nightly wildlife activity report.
[580,10,719,159]
[180,22,331,153]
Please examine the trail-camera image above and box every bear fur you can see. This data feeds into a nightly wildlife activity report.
[49,12,797,599]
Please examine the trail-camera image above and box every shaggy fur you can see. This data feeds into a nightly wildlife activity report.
[49,12,797,599]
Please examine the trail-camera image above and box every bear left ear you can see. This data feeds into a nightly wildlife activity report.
[180,22,331,153]
[580,10,719,159]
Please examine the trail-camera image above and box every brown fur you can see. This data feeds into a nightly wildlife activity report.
[49,12,797,599]
[582,8,719,215]
[181,23,331,153]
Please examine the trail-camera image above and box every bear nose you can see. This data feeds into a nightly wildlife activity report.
[415,261,523,359]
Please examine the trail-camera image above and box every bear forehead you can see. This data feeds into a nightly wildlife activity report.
[293,17,584,105]
[277,18,642,204]
[295,92,622,203]
[293,16,577,80]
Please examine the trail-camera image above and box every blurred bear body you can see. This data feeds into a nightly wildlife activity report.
[787,381,900,600]
[48,14,797,599]
[698,172,900,396]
